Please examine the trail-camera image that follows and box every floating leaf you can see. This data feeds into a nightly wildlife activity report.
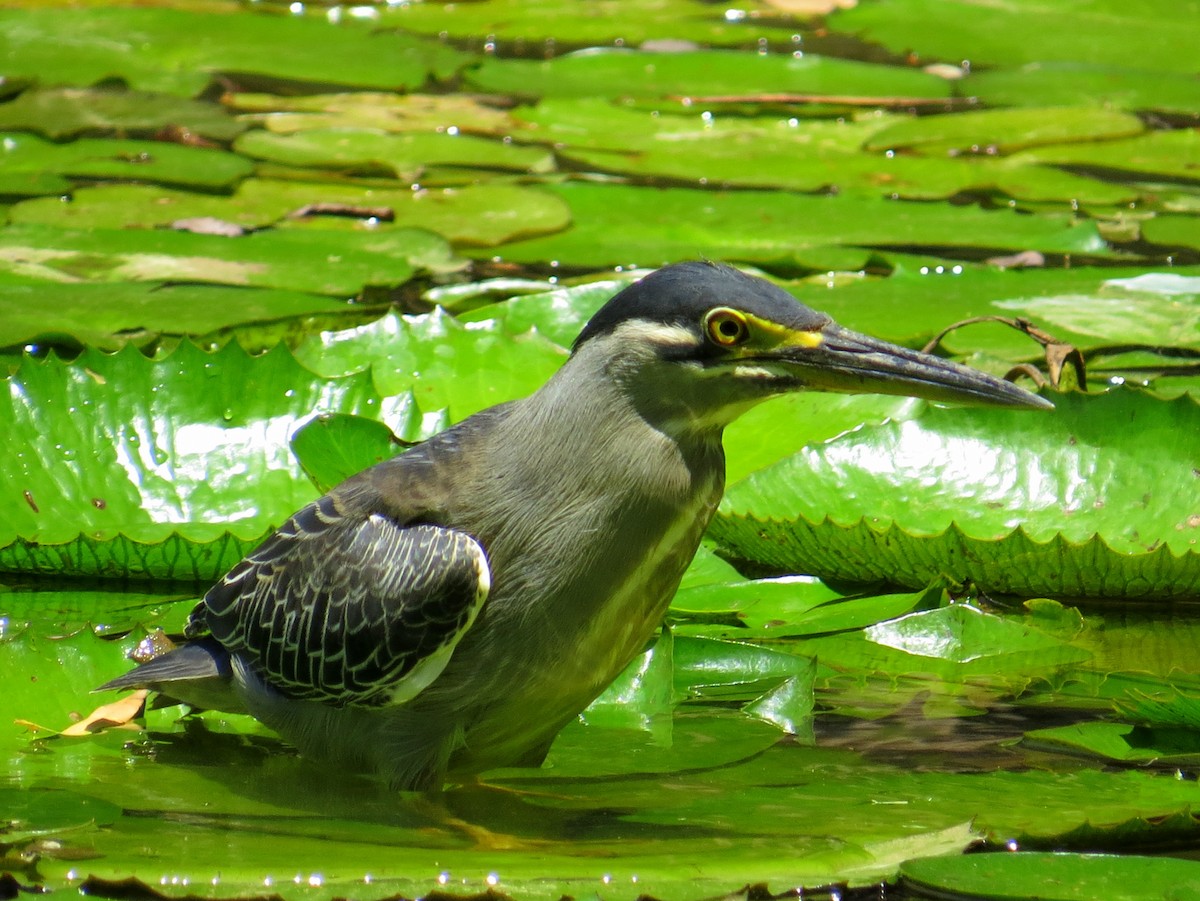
[0,280,365,351]
[744,670,816,737]
[863,106,1144,156]
[467,49,950,101]
[231,91,517,137]
[0,132,253,191]
[712,390,1200,598]
[1014,128,1200,185]
[58,689,147,737]
[671,572,931,639]
[786,263,1200,364]
[831,0,1196,75]
[0,342,389,579]
[379,0,796,48]
[486,182,1108,271]
[0,309,574,579]
[1021,722,1200,767]
[292,309,568,420]
[234,129,555,179]
[0,8,468,97]
[1116,689,1200,731]
[968,62,1200,115]
[864,605,1090,670]
[0,787,122,844]
[11,180,571,248]
[901,852,1200,901]
[583,629,676,731]
[0,223,455,295]
[1142,214,1200,253]
[511,99,1135,204]
[289,412,410,494]
[0,87,246,141]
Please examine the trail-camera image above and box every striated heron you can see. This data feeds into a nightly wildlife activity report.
[101,261,1051,790]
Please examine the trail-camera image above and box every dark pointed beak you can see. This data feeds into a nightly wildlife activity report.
[776,323,1053,410]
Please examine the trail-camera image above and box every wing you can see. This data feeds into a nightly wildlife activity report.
[194,493,489,707]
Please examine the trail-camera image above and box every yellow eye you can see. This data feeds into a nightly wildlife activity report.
[704,308,749,346]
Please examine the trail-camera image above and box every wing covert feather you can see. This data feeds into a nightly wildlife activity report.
[198,495,489,706]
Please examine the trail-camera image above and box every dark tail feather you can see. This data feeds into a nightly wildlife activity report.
[96,638,243,713]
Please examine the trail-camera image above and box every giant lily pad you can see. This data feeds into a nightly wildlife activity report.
[0,8,468,96]
[230,92,518,137]
[510,99,1136,204]
[1014,128,1200,185]
[900,852,1200,901]
[0,86,246,141]
[0,311,568,580]
[486,182,1109,271]
[467,48,950,102]
[0,279,369,351]
[292,309,568,420]
[862,106,1145,156]
[378,0,797,49]
[967,62,1200,115]
[712,389,1200,598]
[0,132,253,192]
[0,342,384,579]
[775,264,1200,362]
[10,180,571,248]
[234,129,555,179]
[0,223,456,295]
[830,0,1196,76]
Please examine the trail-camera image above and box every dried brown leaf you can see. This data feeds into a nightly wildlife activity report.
[60,690,148,736]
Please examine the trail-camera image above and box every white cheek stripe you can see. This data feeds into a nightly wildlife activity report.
[613,320,698,350]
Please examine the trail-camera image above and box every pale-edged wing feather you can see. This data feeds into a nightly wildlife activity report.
[194,494,489,707]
